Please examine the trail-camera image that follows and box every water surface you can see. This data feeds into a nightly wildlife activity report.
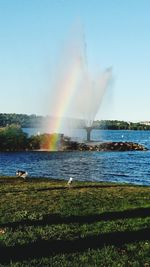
[1,130,150,186]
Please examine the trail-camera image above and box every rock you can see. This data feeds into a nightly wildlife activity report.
[63,141,148,152]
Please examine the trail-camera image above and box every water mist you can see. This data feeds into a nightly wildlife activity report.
[46,26,112,142]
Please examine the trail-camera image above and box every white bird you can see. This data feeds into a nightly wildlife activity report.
[67,177,73,186]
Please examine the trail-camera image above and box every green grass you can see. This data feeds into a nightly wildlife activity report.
[0,176,150,266]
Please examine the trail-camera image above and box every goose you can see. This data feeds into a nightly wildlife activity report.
[16,170,28,179]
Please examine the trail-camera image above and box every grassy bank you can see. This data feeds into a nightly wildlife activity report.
[0,177,150,266]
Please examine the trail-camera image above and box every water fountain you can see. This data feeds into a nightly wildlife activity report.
[47,26,112,148]
[85,127,92,142]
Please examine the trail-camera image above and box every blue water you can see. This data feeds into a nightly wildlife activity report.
[0,130,150,186]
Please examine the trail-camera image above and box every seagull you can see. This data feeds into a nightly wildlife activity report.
[16,170,28,179]
[67,177,73,186]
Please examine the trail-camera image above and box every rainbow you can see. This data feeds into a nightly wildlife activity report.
[48,57,83,151]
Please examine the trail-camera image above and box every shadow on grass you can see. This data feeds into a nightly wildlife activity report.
[1,207,150,229]
[0,228,150,263]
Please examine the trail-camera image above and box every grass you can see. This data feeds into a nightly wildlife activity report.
[0,176,150,266]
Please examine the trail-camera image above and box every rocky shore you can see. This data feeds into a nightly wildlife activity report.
[63,141,148,152]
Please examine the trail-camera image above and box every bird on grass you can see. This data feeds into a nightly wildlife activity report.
[16,170,28,179]
[67,177,73,186]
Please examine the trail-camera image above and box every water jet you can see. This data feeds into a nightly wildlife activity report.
[85,127,92,142]
[46,26,112,149]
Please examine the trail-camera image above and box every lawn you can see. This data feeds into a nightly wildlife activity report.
[0,176,150,266]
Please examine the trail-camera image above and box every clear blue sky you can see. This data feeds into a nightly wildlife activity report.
[0,0,150,121]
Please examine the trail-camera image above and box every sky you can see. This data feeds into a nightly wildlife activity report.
[0,0,150,121]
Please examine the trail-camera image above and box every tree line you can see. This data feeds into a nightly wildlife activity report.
[0,113,150,130]
[93,120,150,130]
[0,113,43,128]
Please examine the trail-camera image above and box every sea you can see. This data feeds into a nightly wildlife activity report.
[0,129,150,186]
